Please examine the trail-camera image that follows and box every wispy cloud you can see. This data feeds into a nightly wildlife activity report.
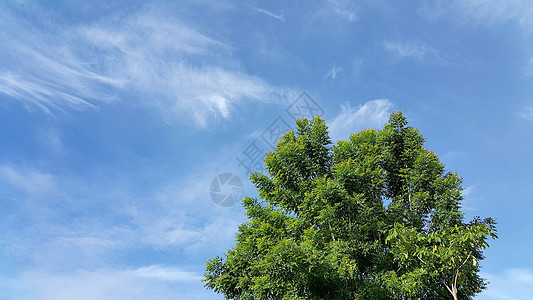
[311,0,358,25]
[0,158,243,299]
[417,1,532,75]
[526,57,533,77]
[418,0,533,30]
[139,216,242,253]
[36,128,65,156]
[0,4,125,113]
[1,158,245,262]
[0,72,101,114]
[328,99,393,141]
[0,266,211,300]
[78,10,291,127]
[519,105,533,122]
[123,167,246,252]
[462,185,475,197]
[0,3,290,126]
[325,63,343,79]
[0,164,56,195]
[383,40,441,62]
[461,185,478,211]
[351,58,363,81]
[253,7,285,22]
[134,265,203,281]
[480,268,533,300]
[328,0,358,22]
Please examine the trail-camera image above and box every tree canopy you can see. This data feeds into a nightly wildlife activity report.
[204,112,497,299]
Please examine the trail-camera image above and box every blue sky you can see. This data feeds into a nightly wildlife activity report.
[1,1,532,299]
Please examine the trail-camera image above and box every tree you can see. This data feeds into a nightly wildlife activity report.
[204,112,497,299]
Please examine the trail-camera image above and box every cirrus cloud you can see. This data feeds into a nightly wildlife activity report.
[0,3,291,127]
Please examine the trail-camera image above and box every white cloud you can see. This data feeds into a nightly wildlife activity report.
[2,164,244,269]
[0,8,120,114]
[139,216,242,253]
[123,168,246,251]
[4,219,136,270]
[0,164,56,195]
[351,58,363,80]
[328,0,358,22]
[253,7,285,22]
[461,185,478,211]
[527,57,533,76]
[311,0,358,25]
[418,1,533,75]
[78,10,291,127]
[326,63,343,79]
[0,160,243,300]
[418,0,533,30]
[0,72,100,114]
[37,128,65,155]
[328,99,393,141]
[0,150,247,261]
[383,40,439,62]
[134,265,203,281]
[0,266,212,300]
[520,106,533,122]
[479,268,533,300]
[462,185,475,197]
[0,4,290,127]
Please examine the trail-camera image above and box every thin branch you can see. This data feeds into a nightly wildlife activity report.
[443,281,453,295]
[408,192,412,212]
[453,248,474,295]
[416,256,426,264]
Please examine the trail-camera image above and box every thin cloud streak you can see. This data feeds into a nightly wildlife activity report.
[0,73,100,114]
[0,164,56,195]
[0,159,242,300]
[383,40,439,62]
[1,155,249,278]
[0,266,208,300]
[527,57,533,76]
[0,4,292,126]
[418,0,533,30]
[417,1,533,75]
[481,268,533,300]
[134,265,203,281]
[80,10,294,126]
[519,105,533,122]
[328,0,358,22]
[0,5,125,113]
[253,7,285,22]
[326,63,343,79]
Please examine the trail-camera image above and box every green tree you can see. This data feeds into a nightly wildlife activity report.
[204,112,497,299]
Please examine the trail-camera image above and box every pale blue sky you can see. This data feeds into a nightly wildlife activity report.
[1,1,532,299]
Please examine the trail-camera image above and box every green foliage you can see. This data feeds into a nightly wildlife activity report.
[204,112,497,299]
